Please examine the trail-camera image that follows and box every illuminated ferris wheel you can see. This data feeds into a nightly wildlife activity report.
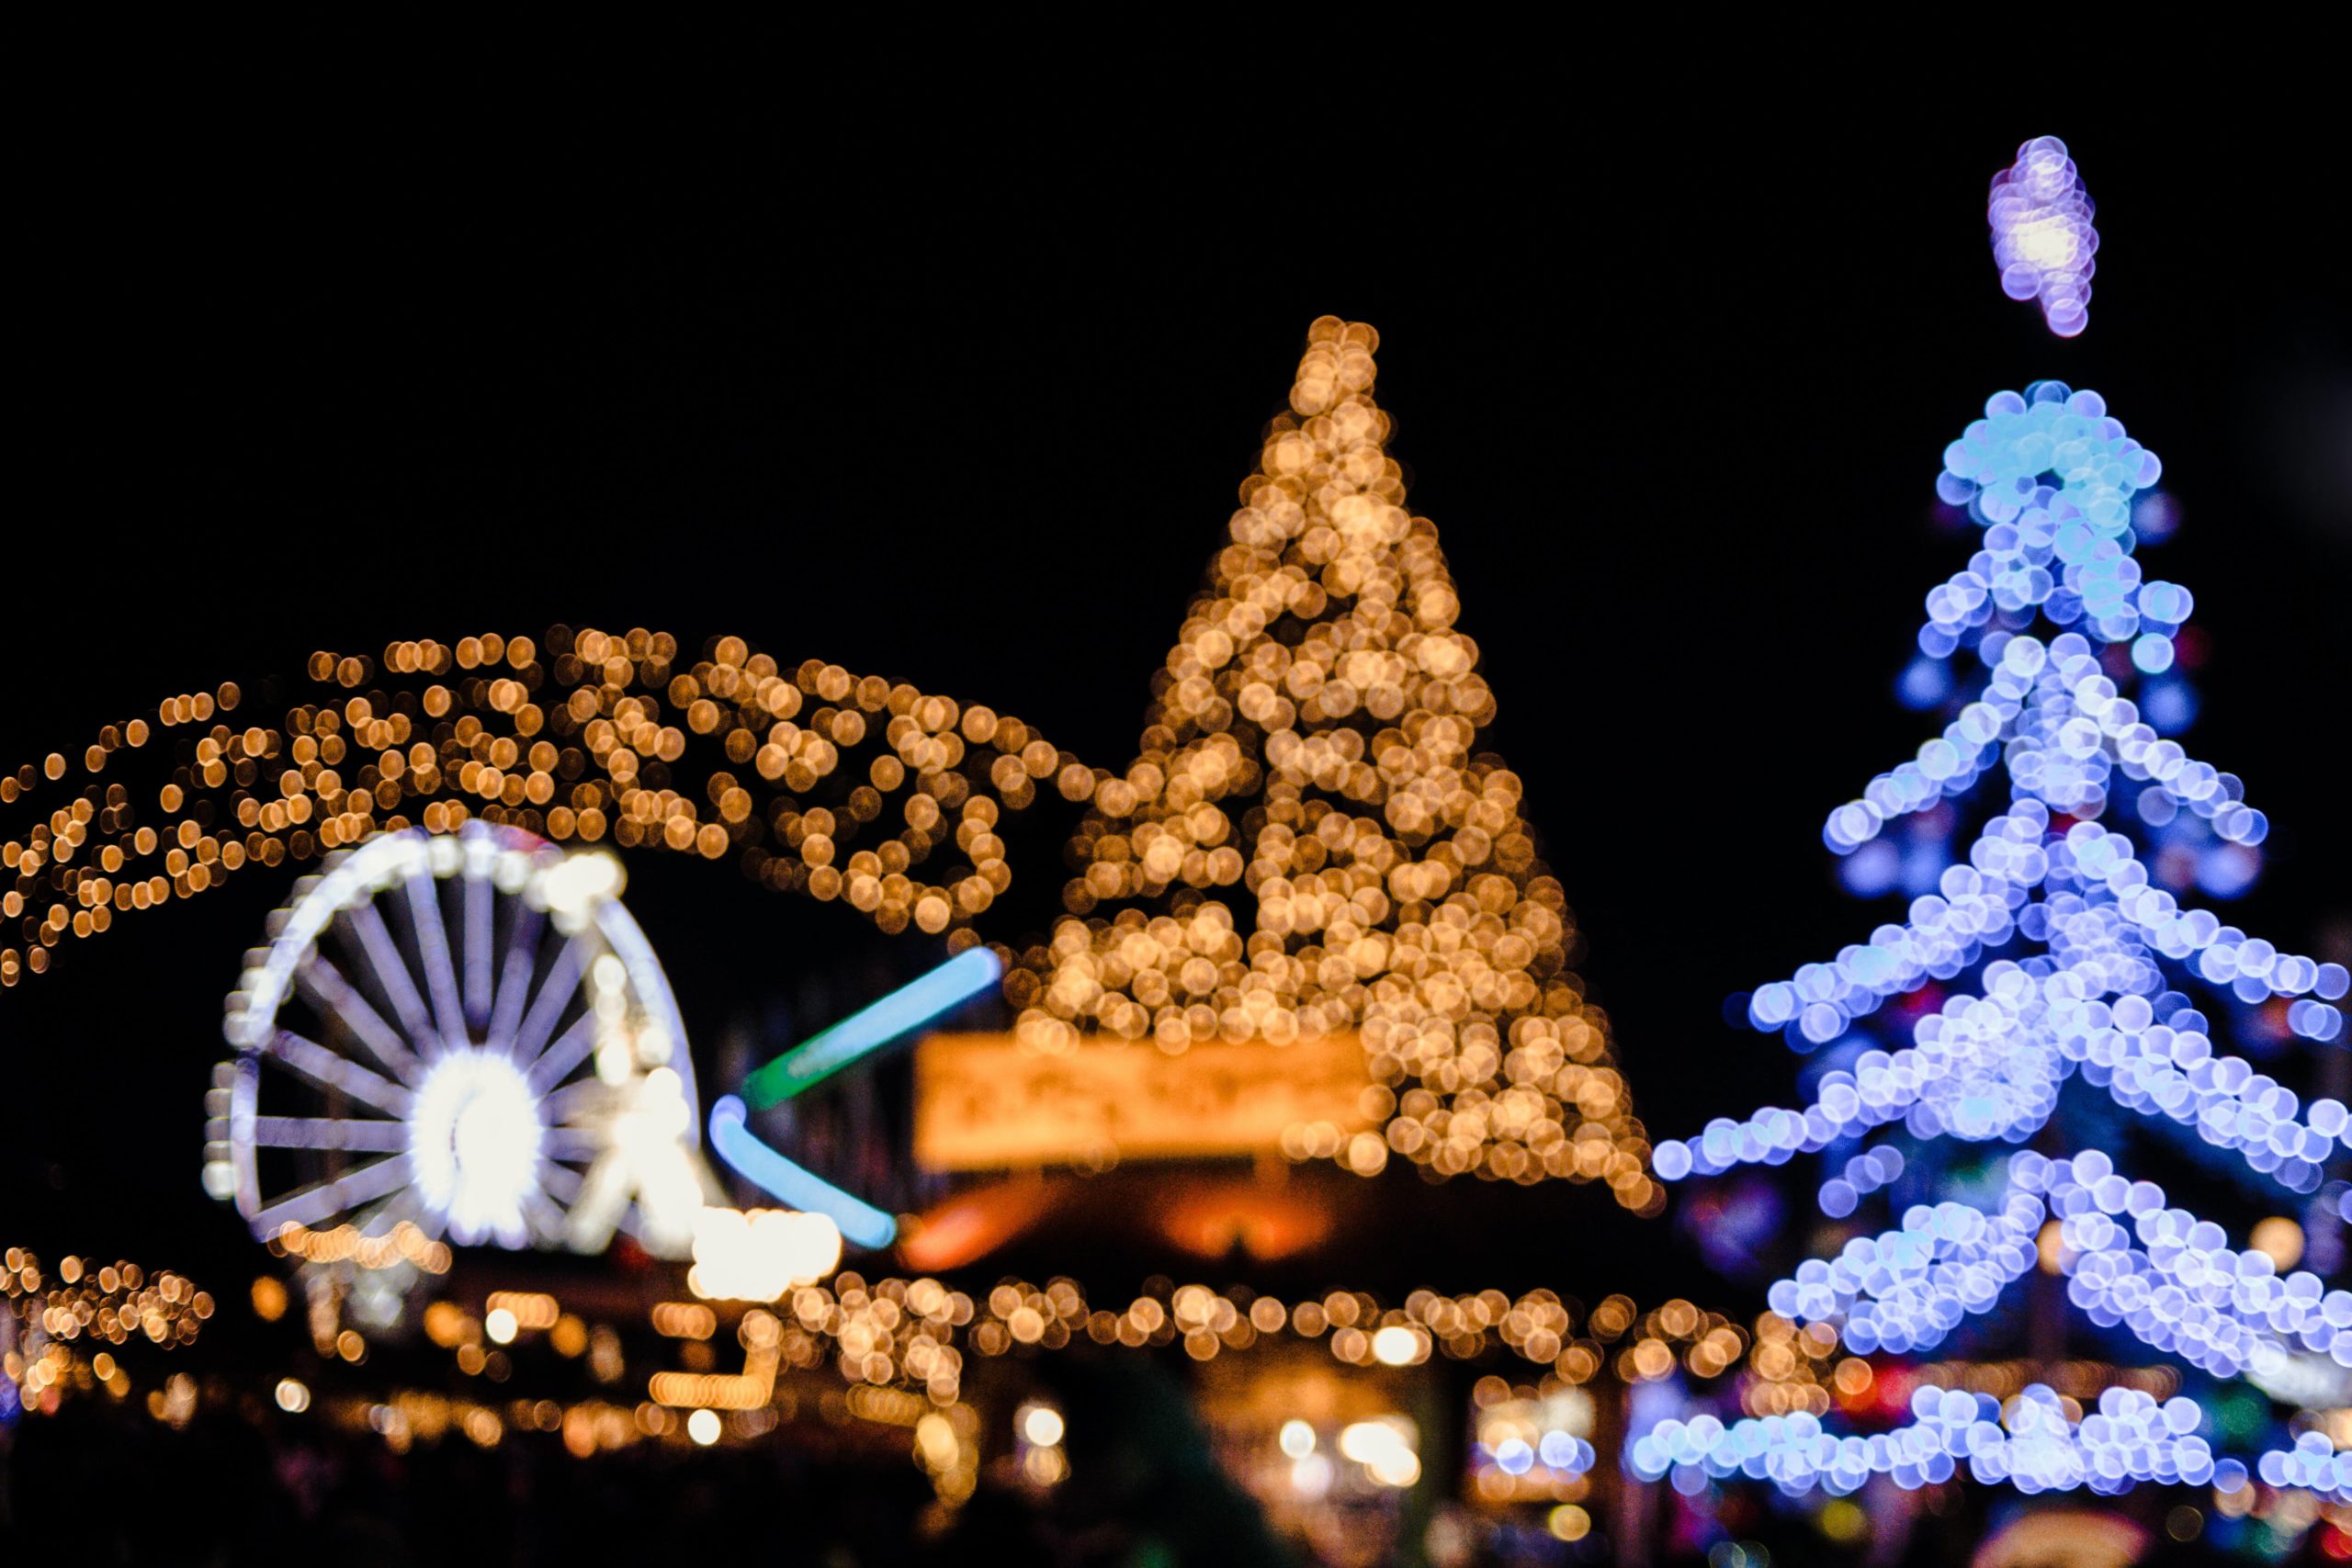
[206,821,714,1259]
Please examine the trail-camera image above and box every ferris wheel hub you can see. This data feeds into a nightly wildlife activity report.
[408,1047,548,1247]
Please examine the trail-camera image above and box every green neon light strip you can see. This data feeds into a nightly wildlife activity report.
[739,947,1001,1111]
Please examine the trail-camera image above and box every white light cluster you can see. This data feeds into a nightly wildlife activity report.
[1486,1429,1597,1479]
[1632,1384,2215,1496]
[406,1049,547,1247]
[1766,1191,2041,1356]
[2257,1432,2352,1501]
[686,1206,843,1303]
[1764,1150,2352,1377]
[1338,1417,1421,1488]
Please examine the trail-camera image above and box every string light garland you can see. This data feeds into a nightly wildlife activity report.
[267,1219,453,1274]
[1761,1148,2352,1378]
[1631,1383,2223,1497]
[299,1271,1821,1474]
[236,1259,2221,1524]
[2258,1433,2352,1501]
[0,637,1069,981]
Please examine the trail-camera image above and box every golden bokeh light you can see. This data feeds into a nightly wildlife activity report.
[4,1247,209,1418]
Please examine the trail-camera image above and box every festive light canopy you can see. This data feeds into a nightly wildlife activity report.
[9,312,2344,1554]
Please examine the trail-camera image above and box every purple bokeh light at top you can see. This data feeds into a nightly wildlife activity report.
[1990,136,2098,338]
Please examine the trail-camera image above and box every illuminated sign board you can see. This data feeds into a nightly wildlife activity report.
[913,1032,1373,1170]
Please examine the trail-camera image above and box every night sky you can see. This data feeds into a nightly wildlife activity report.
[6,106,2346,1318]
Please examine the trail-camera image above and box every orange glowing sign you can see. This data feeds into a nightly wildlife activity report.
[913,1032,1373,1171]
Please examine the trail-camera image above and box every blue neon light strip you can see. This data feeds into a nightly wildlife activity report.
[739,947,1001,1110]
[708,1095,899,1249]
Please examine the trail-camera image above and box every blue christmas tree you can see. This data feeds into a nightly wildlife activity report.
[1637,382,2349,1498]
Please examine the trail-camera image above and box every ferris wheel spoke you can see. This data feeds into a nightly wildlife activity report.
[487,901,545,1053]
[522,1188,571,1245]
[249,1115,411,1153]
[526,1011,603,1094]
[463,871,496,1032]
[251,1154,415,1234]
[404,873,469,1048]
[542,1126,608,1161]
[537,1159,584,1203]
[541,1077,610,1125]
[398,1194,448,1243]
[512,936,589,1066]
[264,1029,415,1118]
[561,1156,630,1252]
[616,1196,698,1251]
[297,958,424,1085]
[345,903,439,1054]
[351,1188,424,1238]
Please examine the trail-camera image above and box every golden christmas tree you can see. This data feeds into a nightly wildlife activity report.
[1003,319,1658,1213]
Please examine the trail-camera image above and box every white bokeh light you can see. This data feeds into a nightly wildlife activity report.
[407,1049,547,1247]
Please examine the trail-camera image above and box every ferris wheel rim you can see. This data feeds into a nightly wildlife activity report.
[210,820,704,1253]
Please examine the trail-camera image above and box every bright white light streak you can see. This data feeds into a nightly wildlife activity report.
[521,1188,570,1246]
[542,1127,608,1161]
[560,1145,632,1253]
[354,1188,428,1240]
